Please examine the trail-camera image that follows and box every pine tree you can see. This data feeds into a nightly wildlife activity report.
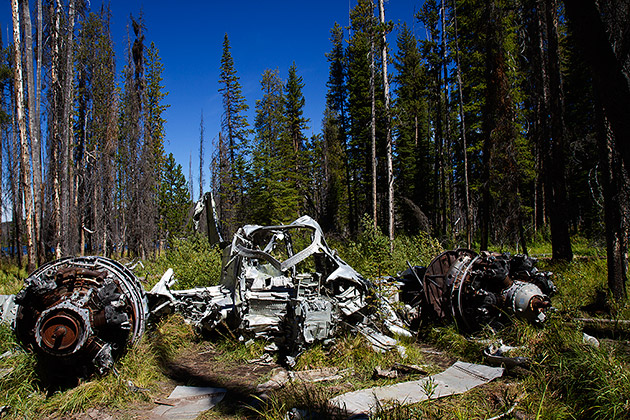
[284,62,310,214]
[199,110,205,199]
[322,23,350,233]
[347,0,379,231]
[249,68,299,224]
[218,33,249,234]
[143,40,169,255]
[74,6,118,255]
[393,23,430,233]
[159,153,191,239]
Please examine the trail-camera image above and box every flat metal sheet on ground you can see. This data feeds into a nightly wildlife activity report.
[152,386,226,420]
[329,361,504,415]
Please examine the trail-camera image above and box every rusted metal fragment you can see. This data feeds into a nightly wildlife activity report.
[395,250,555,332]
[12,256,148,377]
[329,361,504,415]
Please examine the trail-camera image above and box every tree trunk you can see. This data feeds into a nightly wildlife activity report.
[62,0,76,255]
[599,115,628,301]
[51,0,62,259]
[452,0,472,248]
[21,0,42,264]
[563,0,630,175]
[9,83,22,267]
[545,0,573,261]
[370,34,377,229]
[11,0,36,271]
[379,0,394,247]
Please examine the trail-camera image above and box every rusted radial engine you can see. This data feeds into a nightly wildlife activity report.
[421,250,555,331]
[14,257,148,377]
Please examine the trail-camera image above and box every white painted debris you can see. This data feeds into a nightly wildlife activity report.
[329,361,504,415]
[152,386,226,420]
[257,367,352,393]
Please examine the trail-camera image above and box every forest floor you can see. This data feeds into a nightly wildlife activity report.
[1,241,629,419]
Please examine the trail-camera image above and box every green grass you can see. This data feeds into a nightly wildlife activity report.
[0,232,628,419]
[136,234,223,289]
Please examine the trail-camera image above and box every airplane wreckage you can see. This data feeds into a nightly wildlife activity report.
[0,216,556,378]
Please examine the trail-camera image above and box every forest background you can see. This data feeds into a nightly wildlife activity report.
[1,0,628,302]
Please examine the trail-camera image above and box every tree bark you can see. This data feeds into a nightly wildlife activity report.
[370,34,377,229]
[379,0,394,247]
[51,0,62,258]
[21,0,42,264]
[564,0,630,175]
[599,115,628,301]
[545,0,573,261]
[11,0,36,271]
[452,0,472,248]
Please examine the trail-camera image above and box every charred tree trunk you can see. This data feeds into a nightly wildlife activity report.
[379,0,394,247]
[452,0,472,248]
[11,0,36,271]
[599,115,628,301]
[370,34,377,229]
[20,0,42,264]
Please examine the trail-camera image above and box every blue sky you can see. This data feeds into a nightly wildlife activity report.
[2,0,425,194]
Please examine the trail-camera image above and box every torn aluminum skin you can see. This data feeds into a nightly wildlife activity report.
[150,216,410,361]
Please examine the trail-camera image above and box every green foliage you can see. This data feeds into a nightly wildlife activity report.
[159,153,192,239]
[249,67,307,225]
[321,22,350,233]
[217,33,250,234]
[334,216,443,281]
[0,325,42,419]
[526,320,630,419]
[0,264,28,295]
[139,234,222,289]
[393,23,431,234]
[343,215,394,279]
[392,232,443,272]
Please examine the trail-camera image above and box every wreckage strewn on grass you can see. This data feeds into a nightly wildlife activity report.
[0,216,556,378]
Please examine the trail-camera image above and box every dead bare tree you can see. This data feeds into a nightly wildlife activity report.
[20,0,42,263]
[379,0,394,248]
[11,0,36,271]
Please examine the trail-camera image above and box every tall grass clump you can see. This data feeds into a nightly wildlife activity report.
[138,234,223,289]
[0,324,43,419]
[0,262,29,295]
[528,320,630,419]
[541,259,608,313]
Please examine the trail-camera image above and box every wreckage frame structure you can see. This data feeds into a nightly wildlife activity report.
[0,216,555,379]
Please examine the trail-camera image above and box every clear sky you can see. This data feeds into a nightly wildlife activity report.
[2,0,425,194]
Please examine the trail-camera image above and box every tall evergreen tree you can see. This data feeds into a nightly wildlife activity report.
[159,153,191,239]
[218,33,249,235]
[284,62,310,213]
[393,23,431,233]
[322,23,350,233]
[347,0,379,231]
[143,40,169,255]
[250,69,292,224]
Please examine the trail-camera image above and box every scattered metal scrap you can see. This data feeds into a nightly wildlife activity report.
[8,256,148,377]
[395,249,556,332]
